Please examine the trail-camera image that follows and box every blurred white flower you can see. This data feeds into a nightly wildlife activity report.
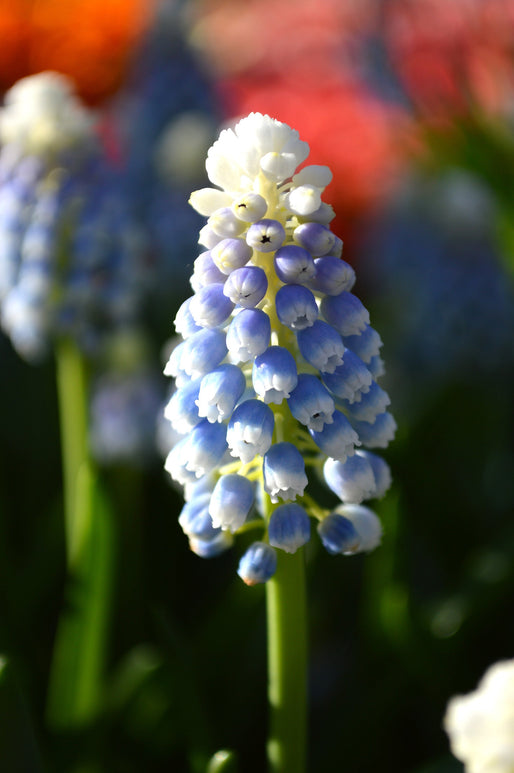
[444,659,514,773]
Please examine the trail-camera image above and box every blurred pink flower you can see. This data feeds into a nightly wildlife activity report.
[384,0,514,120]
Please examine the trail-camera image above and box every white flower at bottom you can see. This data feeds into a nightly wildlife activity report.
[444,659,514,773]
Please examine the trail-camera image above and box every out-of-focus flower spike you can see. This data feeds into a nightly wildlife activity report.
[0,72,145,361]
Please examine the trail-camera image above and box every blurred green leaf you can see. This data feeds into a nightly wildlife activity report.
[46,463,116,730]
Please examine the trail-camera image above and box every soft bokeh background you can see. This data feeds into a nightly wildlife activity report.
[0,0,513,771]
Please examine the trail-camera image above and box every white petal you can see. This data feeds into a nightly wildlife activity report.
[293,165,333,188]
[189,188,233,216]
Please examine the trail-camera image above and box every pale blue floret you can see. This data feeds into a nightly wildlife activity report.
[237,541,277,585]
[343,380,391,423]
[164,378,202,433]
[211,238,253,274]
[189,531,234,558]
[226,307,271,361]
[287,374,335,431]
[163,340,187,380]
[275,284,318,330]
[223,265,268,308]
[196,364,246,422]
[273,245,316,284]
[252,345,298,403]
[334,504,382,552]
[317,513,360,555]
[192,251,227,286]
[164,437,199,486]
[296,319,344,373]
[174,297,202,338]
[184,419,228,478]
[179,493,217,539]
[368,355,386,379]
[343,324,383,364]
[323,454,376,504]
[181,328,227,379]
[183,472,217,503]
[357,450,392,499]
[263,442,308,502]
[321,349,373,403]
[208,206,247,238]
[209,473,255,532]
[308,256,356,296]
[293,222,336,256]
[227,398,275,463]
[309,410,359,462]
[350,412,397,449]
[320,291,370,337]
[199,224,223,250]
[246,218,286,253]
[268,503,311,554]
[189,284,235,328]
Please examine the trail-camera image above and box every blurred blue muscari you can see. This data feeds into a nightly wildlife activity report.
[111,0,222,296]
[364,170,514,410]
[0,71,143,362]
[163,113,396,584]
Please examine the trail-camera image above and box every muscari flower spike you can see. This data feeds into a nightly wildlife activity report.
[164,113,396,584]
[0,72,142,362]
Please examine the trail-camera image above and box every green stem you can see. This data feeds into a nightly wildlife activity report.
[266,547,308,773]
[55,335,89,563]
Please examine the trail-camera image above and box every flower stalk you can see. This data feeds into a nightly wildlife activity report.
[266,545,308,773]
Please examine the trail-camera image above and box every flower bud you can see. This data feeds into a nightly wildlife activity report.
[238,542,277,585]
[246,218,286,252]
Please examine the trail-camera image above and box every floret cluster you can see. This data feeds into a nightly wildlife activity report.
[164,113,396,584]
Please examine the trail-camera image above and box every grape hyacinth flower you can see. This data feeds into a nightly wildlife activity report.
[163,112,395,579]
[163,112,395,773]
